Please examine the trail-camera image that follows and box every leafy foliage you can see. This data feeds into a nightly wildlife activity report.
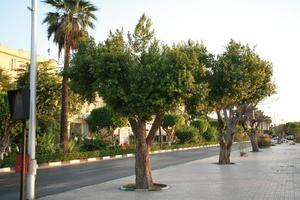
[203,126,218,141]
[0,68,15,91]
[43,0,98,56]
[87,106,128,133]
[80,136,111,151]
[191,119,209,134]
[175,125,199,144]
[36,133,61,155]
[16,62,83,136]
[161,113,185,143]
[257,133,271,148]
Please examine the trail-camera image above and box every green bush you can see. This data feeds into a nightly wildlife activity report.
[191,119,209,134]
[175,126,199,144]
[80,136,111,151]
[203,127,217,141]
[36,133,61,155]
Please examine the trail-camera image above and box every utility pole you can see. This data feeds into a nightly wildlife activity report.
[27,0,38,199]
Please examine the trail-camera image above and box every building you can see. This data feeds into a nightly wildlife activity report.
[0,43,57,80]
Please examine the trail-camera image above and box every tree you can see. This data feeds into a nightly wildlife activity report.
[43,0,97,152]
[17,62,61,135]
[17,62,83,139]
[0,92,16,159]
[239,106,272,152]
[69,14,209,189]
[0,68,14,91]
[161,113,185,144]
[0,69,16,159]
[208,40,275,164]
[87,106,128,134]
[285,122,300,142]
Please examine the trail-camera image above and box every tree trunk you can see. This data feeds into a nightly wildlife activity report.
[218,139,232,164]
[60,45,70,152]
[129,113,164,190]
[133,119,153,189]
[248,130,259,152]
[217,110,234,165]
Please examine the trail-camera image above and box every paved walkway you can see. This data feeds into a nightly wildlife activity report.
[40,143,300,200]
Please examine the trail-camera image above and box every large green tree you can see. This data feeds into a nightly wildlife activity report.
[17,62,61,135]
[17,62,83,139]
[69,14,209,189]
[208,40,275,164]
[43,0,97,152]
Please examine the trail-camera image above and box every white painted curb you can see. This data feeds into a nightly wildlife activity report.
[49,161,62,167]
[0,167,11,173]
[87,157,97,162]
[70,160,80,164]
[102,156,110,160]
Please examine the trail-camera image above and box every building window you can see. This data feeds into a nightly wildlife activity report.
[9,58,16,71]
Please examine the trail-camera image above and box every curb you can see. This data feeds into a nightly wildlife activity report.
[0,143,224,173]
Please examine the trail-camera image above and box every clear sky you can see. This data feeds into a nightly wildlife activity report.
[1,0,300,124]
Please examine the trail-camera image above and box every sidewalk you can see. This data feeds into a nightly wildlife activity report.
[40,143,300,200]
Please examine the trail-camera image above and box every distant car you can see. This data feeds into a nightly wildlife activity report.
[271,138,278,145]
[286,135,294,140]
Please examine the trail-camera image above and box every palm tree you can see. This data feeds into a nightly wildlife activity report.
[43,0,97,152]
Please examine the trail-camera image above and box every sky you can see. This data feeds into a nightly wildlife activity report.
[1,0,300,124]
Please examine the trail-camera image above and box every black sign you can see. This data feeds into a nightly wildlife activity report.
[7,89,30,120]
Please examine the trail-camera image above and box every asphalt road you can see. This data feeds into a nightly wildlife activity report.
[0,144,246,199]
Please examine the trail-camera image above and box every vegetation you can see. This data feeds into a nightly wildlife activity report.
[69,14,210,189]
[207,40,275,164]
[43,0,98,152]
[203,126,218,142]
[176,126,199,144]
[87,106,128,134]
[161,114,185,144]
[285,122,300,142]
[257,133,272,148]
[0,68,17,160]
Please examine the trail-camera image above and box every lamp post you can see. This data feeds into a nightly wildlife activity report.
[27,0,38,199]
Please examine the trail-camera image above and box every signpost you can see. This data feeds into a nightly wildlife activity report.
[7,89,30,200]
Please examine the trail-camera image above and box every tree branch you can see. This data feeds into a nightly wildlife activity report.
[146,113,164,145]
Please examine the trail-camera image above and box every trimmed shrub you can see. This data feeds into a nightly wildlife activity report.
[191,119,209,134]
[257,133,271,148]
[175,126,199,144]
[203,127,217,141]
[80,136,111,151]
